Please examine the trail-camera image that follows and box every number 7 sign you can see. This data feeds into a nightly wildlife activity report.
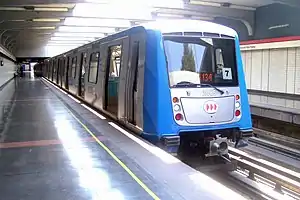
[222,68,233,80]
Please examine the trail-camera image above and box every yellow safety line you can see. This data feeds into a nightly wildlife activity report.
[66,107,160,200]
[42,77,160,199]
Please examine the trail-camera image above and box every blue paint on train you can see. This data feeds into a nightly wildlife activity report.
[141,28,252,146]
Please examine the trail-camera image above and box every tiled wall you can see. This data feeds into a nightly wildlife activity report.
[242,47,300,94]
[0,57,16,87]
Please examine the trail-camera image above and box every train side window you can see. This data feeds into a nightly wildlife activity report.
[88,52,100,83]
[109,45,122,78]
[71,57,77,78]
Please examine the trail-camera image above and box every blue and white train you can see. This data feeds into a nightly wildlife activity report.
[43,20,252,158]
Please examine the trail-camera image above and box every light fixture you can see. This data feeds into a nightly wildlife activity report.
[10,19,26,22]
[155,13,185,18]
[84,0,184,8]
[29,26,56,30]
[48,40,89,44]
[59,26,115,33]
[54,32,105,38]
[73,3,153,20]
[189,0,221,7]
[34,7,69,12]
[191,16,214,21]
[189,0,255,11]
[51,36,95,41]
[0,7,25,11]
[64,17,131,28]
[47,43,82,46]
[36,32,53,35]
[33,18,61,22]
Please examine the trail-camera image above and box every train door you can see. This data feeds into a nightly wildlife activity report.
[57,58,61,86]
[51,60,54,81]
[68,56,78,95]
[60,58,65,87]
[104,43,123,116]
[78,52,87,98]
[85,50,100,105]
[66,56,70,90]
[62,57,68,89]
[126,39,140,125]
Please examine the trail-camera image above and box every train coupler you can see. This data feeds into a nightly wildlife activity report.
[205,136,228,157]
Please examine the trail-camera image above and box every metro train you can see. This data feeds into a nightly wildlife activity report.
[43,20,252,158]
[33,62,44,77]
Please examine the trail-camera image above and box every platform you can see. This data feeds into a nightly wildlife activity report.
[0,73,246,200]
[248,90,300,125]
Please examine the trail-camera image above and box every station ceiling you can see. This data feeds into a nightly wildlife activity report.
[0,0,298,57]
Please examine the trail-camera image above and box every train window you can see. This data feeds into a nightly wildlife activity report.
[163,36,238,87]
[88,52,100,83]
[109,45,122,77]
[71,57,77,78]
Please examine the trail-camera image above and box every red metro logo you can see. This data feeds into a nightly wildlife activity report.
[203,101,218,114]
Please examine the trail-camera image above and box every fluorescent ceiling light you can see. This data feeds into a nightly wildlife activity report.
[73,3,153,20]
[34,7,68,12]
[0,7,25,11]
[59,26,115,33]
[51,36,95,41]
[64,17,131,28]
[33,18,61,22]
[54,32,105,38]
[10,19,26,22]
[29,26,56,30]
[230,5,256,11]
[48,40,88,44]
[84,0,183,8]
[47,43,82,46]
[189,0,255,10]
[36,32,53,35]
[191,16,214,21]
[156,13,185,18]
[189,0,221,7]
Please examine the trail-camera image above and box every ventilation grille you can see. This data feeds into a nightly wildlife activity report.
[163,32,234,39]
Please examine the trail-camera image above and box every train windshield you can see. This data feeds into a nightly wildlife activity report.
[163,36,238,88]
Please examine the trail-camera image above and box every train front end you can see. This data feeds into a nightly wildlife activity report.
[151,26,253,157]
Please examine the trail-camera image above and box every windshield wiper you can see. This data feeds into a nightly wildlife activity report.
[173,81,200,88]
[200,83,224,95]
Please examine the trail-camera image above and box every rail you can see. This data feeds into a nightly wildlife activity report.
[229,147,300,198]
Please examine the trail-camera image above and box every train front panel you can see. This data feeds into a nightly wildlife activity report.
[142,30,252,156]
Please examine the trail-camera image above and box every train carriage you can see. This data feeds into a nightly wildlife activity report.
[44,20,253,158]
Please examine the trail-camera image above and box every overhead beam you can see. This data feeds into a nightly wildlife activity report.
[181,4,253,21]
[273,0,300,7]
[0,11,72,21]
[0,22,62,29]
[0,0,83,6]
[154,4,254,27]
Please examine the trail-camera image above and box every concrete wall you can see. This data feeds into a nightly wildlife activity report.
[254,3,300,39]
[0,56,16,87]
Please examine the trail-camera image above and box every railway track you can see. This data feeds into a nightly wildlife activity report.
[227,147,300,200]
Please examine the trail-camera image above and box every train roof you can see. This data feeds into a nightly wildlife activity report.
[46,20,237,60]
[140,19,237,37]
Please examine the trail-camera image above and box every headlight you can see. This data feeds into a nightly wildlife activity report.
[174,104,181,112]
